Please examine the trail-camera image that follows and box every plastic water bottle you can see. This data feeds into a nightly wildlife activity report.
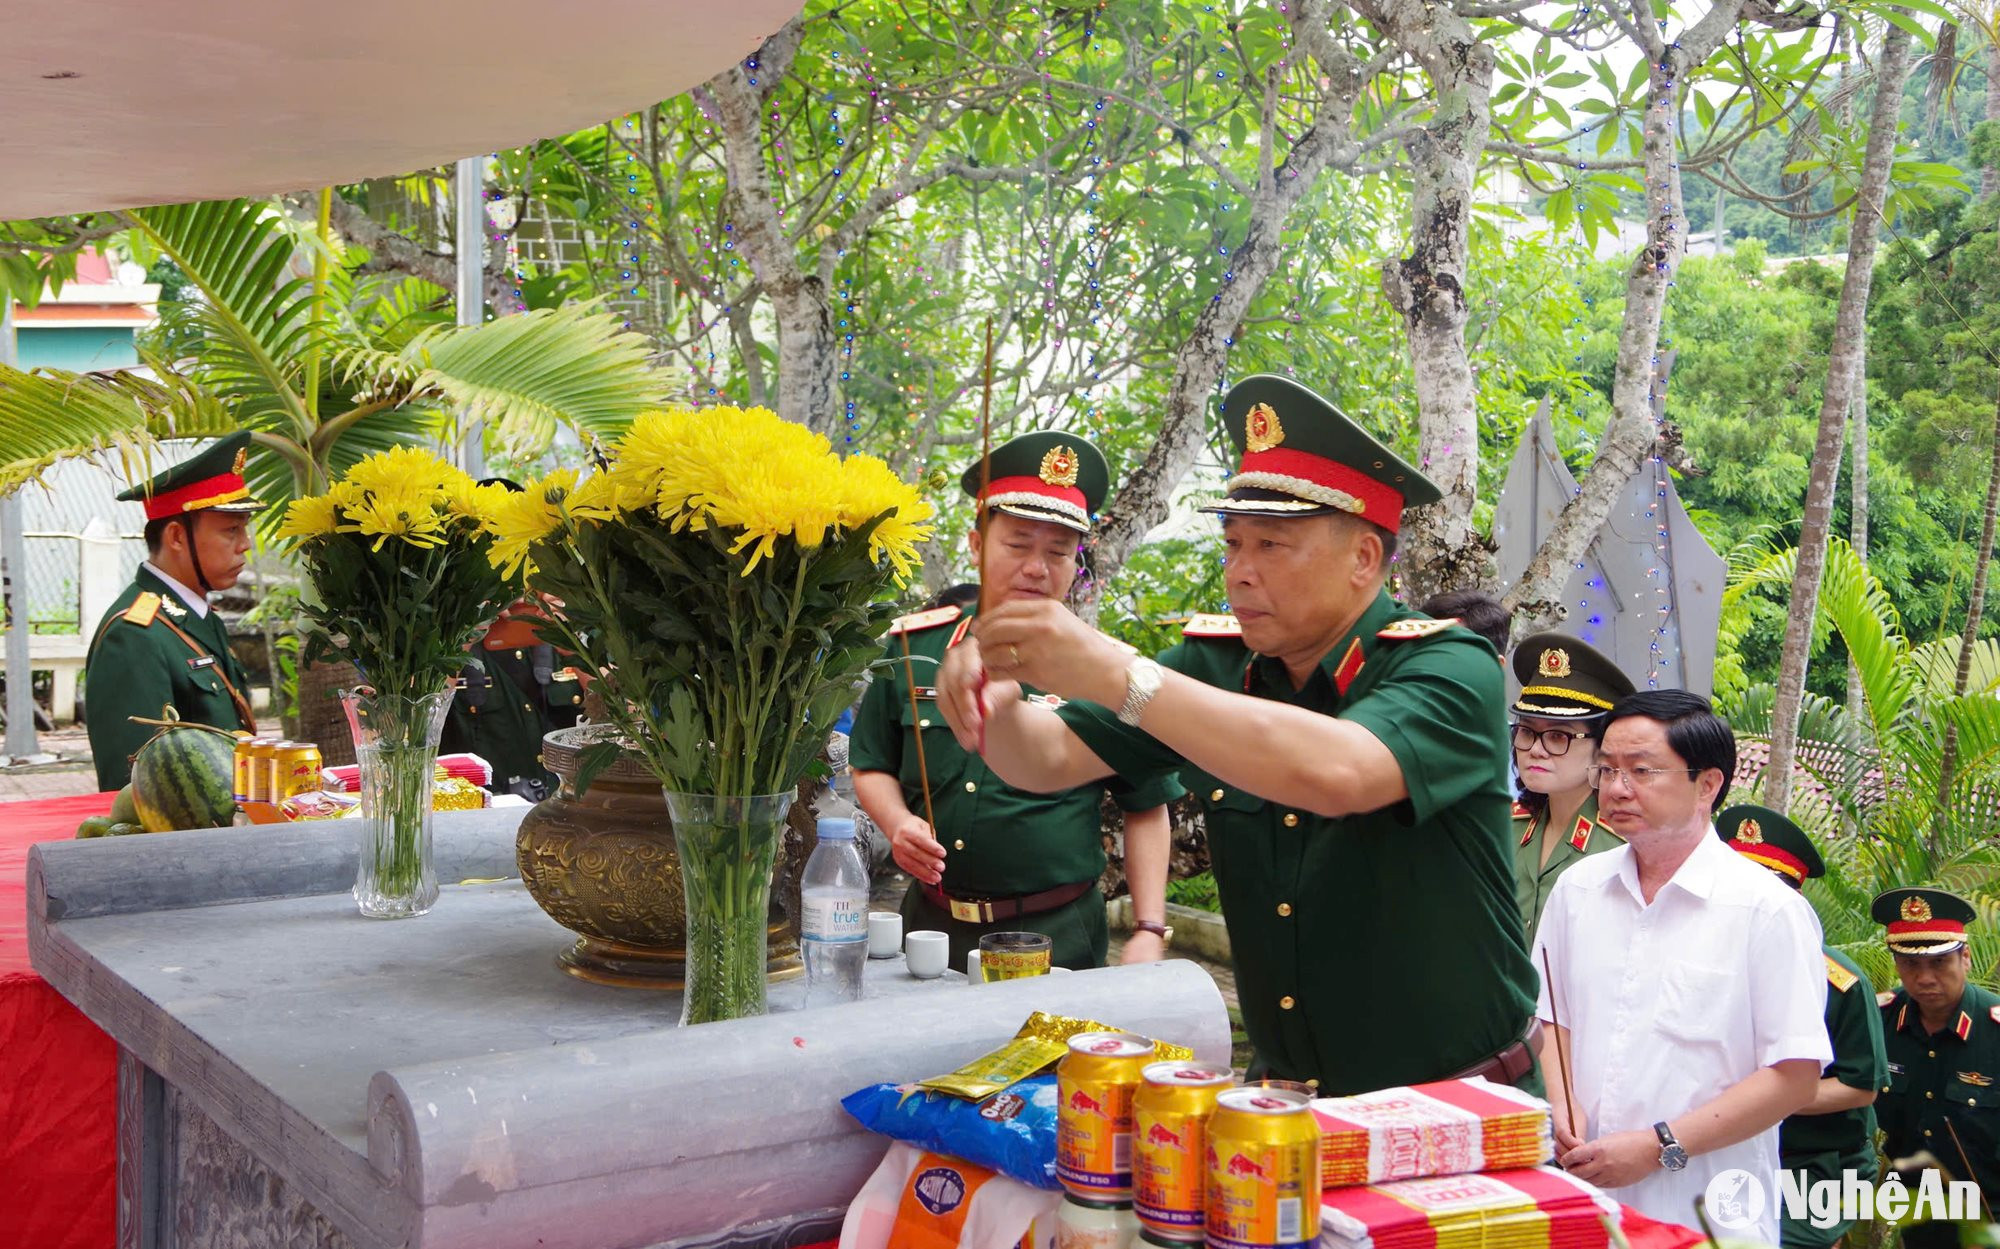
[801,817,870,1006]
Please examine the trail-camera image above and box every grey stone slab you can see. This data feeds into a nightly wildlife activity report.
[30,813,1232,1249]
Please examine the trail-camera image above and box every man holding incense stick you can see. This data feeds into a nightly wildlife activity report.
[930,375,1539,1094]
[849,432,1181,972]
[1532,691,1826,1243]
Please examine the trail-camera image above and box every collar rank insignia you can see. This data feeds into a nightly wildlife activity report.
[1331,637,1366,695]
[1511,801,1532,821]
[1038,445,1080,488]
[1182,613,1242,638]
[1957,1011,1973,1042]
[1245,402,1284,453]
[1736,818,1764,845]
[1376,618,1455,640]
[1959,1071,1994,1087]
[1538,647,1572,679]
[1568,816,1594,853]
[1904,896,1934,923]
[1824,954,1858,993]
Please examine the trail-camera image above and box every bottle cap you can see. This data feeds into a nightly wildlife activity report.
[816,817,857,840]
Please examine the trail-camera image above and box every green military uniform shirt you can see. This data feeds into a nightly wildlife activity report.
[849,603,1184,971]
[1778,948,1888,1249]
[1057,590,1537,1093]
[440,643,583,800]
[85,567,256,790]
[1879,980,2000,1230]
[1513,793,1618,943]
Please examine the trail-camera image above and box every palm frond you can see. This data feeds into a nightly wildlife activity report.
[403,305,676,456]
[0,363,235,492]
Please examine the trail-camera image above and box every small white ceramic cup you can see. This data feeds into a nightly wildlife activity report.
[868,911,903,959]
[905,929,949,979]
[965,950,983,983]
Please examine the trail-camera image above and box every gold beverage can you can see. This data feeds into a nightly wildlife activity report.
[1133,1062,1232,1241]
[230,732,256,804]
[275,742,323,802]
[244,738,282,804]
[1203,1088,1320,1249]
[260,740,295,806]
[1056,1032,1154,1201]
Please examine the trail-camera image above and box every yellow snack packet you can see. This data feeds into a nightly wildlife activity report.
[918,1011,1194,1099]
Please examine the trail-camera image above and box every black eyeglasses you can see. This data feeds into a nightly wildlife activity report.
[1510,723,1593,756]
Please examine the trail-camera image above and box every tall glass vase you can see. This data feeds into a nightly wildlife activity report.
[662,790,794,1025]
[342,687,455,919]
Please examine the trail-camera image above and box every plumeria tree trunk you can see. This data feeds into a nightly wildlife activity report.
[1501,3,1750,624]
[1847,334,1870,715]
[1353,0,1496,605]
[1763,17,1914,814]
[1938,378,2000,799]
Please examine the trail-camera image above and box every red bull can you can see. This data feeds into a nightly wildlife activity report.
[1133,1062,1233,1241]
[1203,1088,1320,1249]
[1056,1032,1154,1201]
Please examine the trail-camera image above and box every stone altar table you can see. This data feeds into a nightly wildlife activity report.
[26,809,1232,1249]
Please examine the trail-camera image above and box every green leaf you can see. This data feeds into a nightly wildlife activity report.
[1545,71,1589,89]
[571,740,625,799]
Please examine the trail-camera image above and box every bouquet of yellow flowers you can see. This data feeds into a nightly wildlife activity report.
[278,447,522,918]
[497,406,932,1021]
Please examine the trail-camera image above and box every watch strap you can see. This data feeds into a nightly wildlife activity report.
[1133,919,1170,938]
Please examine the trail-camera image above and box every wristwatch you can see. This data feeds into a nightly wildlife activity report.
[1132,919,1174,946]
[1119,657,1164,726]
[1653,1122,1688,1172]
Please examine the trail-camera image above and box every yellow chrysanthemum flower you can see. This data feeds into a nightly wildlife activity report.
[342,445,473,503]
[275,490,344,543]
[338,486,452,552]
[486,469,588,579]
[839,454,934,583]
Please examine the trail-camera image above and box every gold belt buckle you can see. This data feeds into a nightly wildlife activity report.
[949,898,988,924]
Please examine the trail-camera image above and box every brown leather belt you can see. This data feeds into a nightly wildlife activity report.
[1449,1020,1543,1086]
[920,879,1094,926]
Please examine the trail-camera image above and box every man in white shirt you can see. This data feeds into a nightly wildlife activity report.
[1532,690,1830,1243]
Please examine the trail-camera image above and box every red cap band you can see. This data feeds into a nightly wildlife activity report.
[980,474,1088,513]
[1730,843,1809,884]
[1236,447,1408,532]
[1887,919,1968,940]
[140,471,251,521]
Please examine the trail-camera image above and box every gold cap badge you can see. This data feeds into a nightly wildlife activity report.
[1245,403,1285,453]
[1736,818,1763,845]
[1537,647,1572,679]
[1039,445,1080,488]
[232,447,248,474]
[1903,896,1933,923]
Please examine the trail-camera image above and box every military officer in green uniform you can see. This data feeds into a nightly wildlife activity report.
[932,375,1539,1094]
[849,432,1183,973]
[1874,887,2000,1247]
[85,433,263,790]
[1720,806,1887,1249]
[1510,632,1634,941]
[439,599,585,800]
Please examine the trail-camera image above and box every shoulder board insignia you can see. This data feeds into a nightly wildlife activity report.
[1877,990,1897,1009]
[1990,1005,2000,1025]
[888,605,961,636]
[1511,802,1531,820]
[1824,953,1858,993]
[1377,617,1457,640]
[1568,816,1595,853]
[121,592,161,627]
[1182,613,1242,638]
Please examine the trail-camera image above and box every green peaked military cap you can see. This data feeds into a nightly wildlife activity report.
[1717,804,1825,888]
[1200,373,1440,528]
[1512,632,1636,720]
[959,430,1111,535]
[115,431,266,519]
[1873,886,1977,955]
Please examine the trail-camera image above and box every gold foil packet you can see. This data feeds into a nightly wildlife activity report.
[918,1011,1194,1099]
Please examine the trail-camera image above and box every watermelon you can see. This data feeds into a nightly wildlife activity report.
[131,726,237,832]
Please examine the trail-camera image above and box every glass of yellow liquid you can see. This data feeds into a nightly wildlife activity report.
[978,931,1053,980]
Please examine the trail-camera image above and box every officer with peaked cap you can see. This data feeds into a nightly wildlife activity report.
[1510,632,1635,940]
[85,433,263,789]
[1721,806,1887,1249]
[848,431,1183,972]
[1874,886,2000,1244]
[932,375,1537,1093]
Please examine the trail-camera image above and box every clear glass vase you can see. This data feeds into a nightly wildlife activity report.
[342,687,455,919]
[662,790,795,1025]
